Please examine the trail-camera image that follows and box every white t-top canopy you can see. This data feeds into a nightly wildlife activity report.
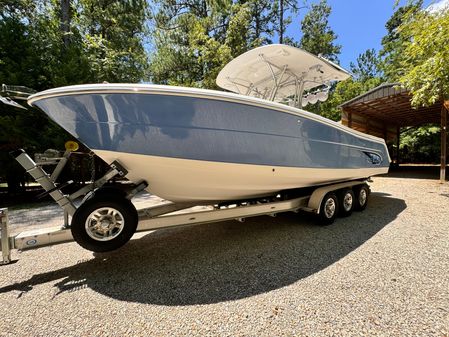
[216,44,351,106]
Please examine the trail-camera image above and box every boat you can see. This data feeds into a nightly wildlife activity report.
[27,44,390,203]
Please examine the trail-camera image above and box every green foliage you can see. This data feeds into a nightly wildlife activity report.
[150,0,212,86]
[400,126,440,163]
[299,0,341,62]
[397,6,449,107]
[350,49,383,82]
[241,0,276,46]
[0,0,150,191]
[271,0,303,45]
[191,4,252,88]
[378,0,447,108]
[379,1,422,82]
[309,77,382,121]
[0,17,45,89]
[149,0,252,89]
[1,0,149,87]
[79,0,149,82]
[377,1,441,163]
[0,102,71,189]
[2,0,443,183]
[299,2,368,121]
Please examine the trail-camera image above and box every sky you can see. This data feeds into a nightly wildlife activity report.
[286,0,436,69]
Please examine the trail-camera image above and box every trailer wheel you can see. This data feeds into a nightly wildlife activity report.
[71,196,138,252]
[353,184,370,211]
[317,192,339,225]
[338,188,355,217]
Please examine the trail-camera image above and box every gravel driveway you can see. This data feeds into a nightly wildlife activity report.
[0,176,448,336]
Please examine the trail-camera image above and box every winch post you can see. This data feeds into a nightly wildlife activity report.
[0,208,11,265]
[50,149,71,181]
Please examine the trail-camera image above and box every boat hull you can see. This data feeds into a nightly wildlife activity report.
[29,84,390,202]
[96,150,387,202]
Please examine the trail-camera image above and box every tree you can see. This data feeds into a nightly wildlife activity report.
[400,126,440,163]
[149,0,221,87]
[189,3,252,88]
[239,0,276,46]
[0,17,44,89]
[376,1,444,164]
[149,0,252,89]
[349,49,382,82]
[60,0,71,48]
[296,0,345,119]
[397,5,449,107]
[0,102,71,192]
[299,0,341,62]
[379,1,422,81]
[272,0,302,45]
[79,0,149,83]
[1,0,150,88]
[0,0,150,192]
[307,77,382,121]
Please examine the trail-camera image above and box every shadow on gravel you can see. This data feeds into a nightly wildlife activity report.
[0,192,406,305]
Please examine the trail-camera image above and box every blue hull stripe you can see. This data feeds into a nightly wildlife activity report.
[33,93,390,169]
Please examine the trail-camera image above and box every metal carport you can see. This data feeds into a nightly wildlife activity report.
[340,83,449,182]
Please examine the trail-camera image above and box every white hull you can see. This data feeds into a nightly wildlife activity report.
[95,150,388,202]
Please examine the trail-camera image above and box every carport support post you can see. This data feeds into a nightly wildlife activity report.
[441,104,448,183]
[396,126,400,164]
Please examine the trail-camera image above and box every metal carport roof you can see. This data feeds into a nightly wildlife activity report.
[340,83,442,127]
[340,83,448,182]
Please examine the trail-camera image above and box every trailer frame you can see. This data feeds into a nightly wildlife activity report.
[0,149,370,264]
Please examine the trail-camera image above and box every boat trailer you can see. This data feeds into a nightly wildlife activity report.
[0,148,370,264]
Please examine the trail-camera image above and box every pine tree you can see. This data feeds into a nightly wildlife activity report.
[149,0,252,89]
[350,49,382,82]
[379,1,423,81]
[299,0,341,62]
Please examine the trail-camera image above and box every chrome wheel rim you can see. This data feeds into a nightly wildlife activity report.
[343,192,353,211]
[359,189,367,206]
[85,207,125,241]
[324,198,336,218]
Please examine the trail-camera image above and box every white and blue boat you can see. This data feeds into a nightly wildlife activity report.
[28,45,390,203]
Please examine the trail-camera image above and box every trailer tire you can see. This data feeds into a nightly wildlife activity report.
[353,184,370,211]
[317,192,339,225]
[71,196,138,252]
[338,188,355,217]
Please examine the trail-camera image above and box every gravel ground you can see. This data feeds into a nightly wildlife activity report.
[0,176,448,336]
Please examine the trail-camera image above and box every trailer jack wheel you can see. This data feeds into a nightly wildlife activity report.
[71,196,138,252]
[317,192,339,225]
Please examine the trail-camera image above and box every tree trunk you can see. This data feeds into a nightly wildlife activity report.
[279,0,284,44]
[441,105,448,183]
[60,0,71,47]
[255,3,260,40]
